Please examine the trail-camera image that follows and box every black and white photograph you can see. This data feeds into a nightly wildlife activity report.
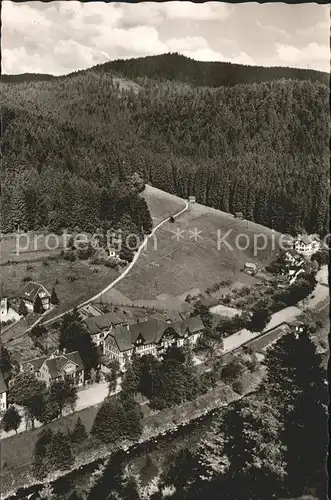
[0,1,330,499]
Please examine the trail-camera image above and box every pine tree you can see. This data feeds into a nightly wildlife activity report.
[91,398,125,444]
[264,329,328,498]
[70,416,88,443]
[18,299,28,317]
[33,428,54,479]
[50,287,59,305]
[121,364,139,396]
[49,430,74,471]
[33,294,44,314]
[38,483,57,500]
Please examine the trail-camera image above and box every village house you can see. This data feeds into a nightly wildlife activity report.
[293,234,320,257]
[0,369,8,413]
[83,311,129,353]
[0,297,21,324]
[103,316,205,371]
[189,195,196,204]
[19,282,51,312]
[234,212,243,219]
[20,350,84,387]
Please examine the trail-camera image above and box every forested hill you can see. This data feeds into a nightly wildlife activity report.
[1,56,329,235]
[90,53,329,87]
[1,53,328,87]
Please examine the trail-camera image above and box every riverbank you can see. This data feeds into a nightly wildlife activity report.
[1,366,262,499]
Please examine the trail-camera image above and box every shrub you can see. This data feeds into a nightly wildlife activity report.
[221,358,244,383]
[77,244,94,260]
[63,251,76,262]
[104,258,118,269]
[232,380,245,395]
[22,276,32,283]
[90,256,103,265]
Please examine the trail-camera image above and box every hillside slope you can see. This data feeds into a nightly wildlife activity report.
[101,185,280,310]
[1,54,329,236]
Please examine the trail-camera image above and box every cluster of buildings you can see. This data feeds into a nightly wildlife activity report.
[0,310,204,412]
[83,311,204,372]
[0,232,320,415]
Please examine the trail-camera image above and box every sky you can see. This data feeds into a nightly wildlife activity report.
[1,1,330,75]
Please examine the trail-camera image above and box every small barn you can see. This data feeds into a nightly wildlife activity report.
[244,262,257,275]
[244,262,257,271]
[234,212,243,219]
[189,196,196,204]
[107,247,117,259]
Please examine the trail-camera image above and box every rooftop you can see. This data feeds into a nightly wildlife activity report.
[20,282,50,302]
[21,351,84,380]
[296,233,319,245]
[84,311,128,335]
[106,315,205,352]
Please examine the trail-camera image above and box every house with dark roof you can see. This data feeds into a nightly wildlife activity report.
[20,350,84,387]
[0,369,8,413]
[293,234,320,257]
[19,282,51,312]
[104,316,205,370]
[83,311,129,353]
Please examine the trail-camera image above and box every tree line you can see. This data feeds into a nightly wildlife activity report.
[1,56,328,236]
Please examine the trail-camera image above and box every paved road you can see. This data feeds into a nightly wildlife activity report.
[0,379,120,440]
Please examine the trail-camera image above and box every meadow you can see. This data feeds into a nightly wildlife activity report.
[102,186,281,310]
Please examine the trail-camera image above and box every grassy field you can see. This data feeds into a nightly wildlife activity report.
[2,185,280,339]
[0,403,100,481]
[102,186,281,310]
[0,232,68,266]
[0,257,119,334]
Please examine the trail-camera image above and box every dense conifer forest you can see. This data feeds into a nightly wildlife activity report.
[1,54,329,235]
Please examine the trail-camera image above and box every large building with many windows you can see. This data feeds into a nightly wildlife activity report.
[103,316,205,370]
[293,234,320,257]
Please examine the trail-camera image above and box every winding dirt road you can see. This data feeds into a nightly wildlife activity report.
[38,199,189,328]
